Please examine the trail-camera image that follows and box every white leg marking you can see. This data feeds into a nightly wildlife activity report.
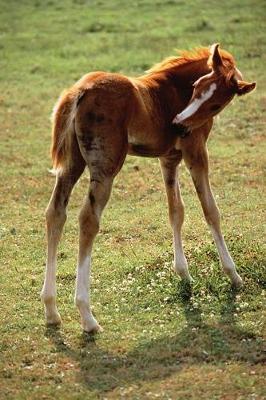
[41,244,62,325]
[210,227,243,287]
[173,226,192,281]
[173,83,217,124]
[75,255,102,333]
[75,255,90,309]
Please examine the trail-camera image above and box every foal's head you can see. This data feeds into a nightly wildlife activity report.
[173,44,256,129]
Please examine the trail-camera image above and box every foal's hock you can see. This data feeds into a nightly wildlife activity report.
[41,44,256,333]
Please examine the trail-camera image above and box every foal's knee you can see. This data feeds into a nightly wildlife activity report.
[204,205,220,227]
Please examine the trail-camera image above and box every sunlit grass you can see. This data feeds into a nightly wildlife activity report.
[0,0,265,399]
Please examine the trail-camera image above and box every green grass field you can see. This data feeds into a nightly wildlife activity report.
[0,0,265,399]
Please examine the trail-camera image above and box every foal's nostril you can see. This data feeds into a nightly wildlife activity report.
[171,123,190,138]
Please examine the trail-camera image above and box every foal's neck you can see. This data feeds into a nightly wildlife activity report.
[141,57,211,121]
[173,57,211,84]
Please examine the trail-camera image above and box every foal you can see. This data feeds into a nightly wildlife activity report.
[41,43,256,332]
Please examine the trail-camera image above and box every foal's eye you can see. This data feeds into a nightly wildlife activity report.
[210,104,221,112]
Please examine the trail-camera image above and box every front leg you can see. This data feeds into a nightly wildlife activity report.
[160,153,192,282]
[183,144,242,287]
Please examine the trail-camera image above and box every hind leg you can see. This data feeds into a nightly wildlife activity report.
[75,177,114,332]
[41,138,85,325]
[75,121,127,332]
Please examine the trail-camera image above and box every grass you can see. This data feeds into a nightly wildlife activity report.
[0,0,265,399]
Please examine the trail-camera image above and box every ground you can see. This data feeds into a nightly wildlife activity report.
[0,0,265,399]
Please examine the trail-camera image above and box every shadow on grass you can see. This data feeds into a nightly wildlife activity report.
[45,282,265,396]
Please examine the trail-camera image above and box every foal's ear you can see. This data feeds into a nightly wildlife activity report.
[235,80,256,96]
[210,43,224,73]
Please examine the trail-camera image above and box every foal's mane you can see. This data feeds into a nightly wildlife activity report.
[145,47,235,78]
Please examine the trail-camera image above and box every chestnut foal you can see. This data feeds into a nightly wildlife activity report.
[41,44,256,332]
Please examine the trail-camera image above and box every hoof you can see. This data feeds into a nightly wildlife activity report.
[224,268,243,288]
[173,258,192,282]
[83,325,103,335]
[46,315,62,326]
[44,306,62,326]
[231,274,243,288]
[82,318,103,334]
[182,275,194,284]
[174,265,193,283]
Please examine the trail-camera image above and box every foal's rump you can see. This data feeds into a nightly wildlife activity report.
[51,72,136,174]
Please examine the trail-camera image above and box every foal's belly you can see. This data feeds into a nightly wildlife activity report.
[127,127,182,157]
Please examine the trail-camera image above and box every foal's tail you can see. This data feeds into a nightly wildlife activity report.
[51,88,85,171]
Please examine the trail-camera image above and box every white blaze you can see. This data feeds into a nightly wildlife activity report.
[173,83,217,124]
